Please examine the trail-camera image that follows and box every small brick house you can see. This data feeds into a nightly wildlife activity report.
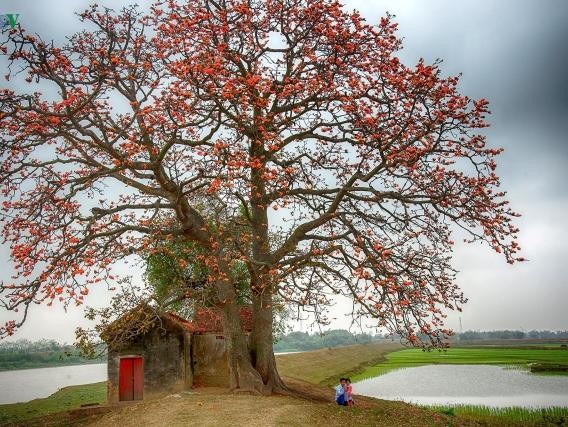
[103,307,252,404]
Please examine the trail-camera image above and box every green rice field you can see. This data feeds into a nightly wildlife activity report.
[352,346,568,425]
[429,404,568,425]
[352,346,568,381]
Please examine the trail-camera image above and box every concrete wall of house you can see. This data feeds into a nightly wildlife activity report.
[107,328,188,404]
[107,328,252,402]
[107,349,122,404]
[143,328,186,391]
[192,333,230,387]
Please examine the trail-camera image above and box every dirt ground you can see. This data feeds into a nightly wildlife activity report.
[79,379,485,427]
[89,388,311,427]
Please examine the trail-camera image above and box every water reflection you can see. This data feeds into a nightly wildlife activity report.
[354,364,568,408]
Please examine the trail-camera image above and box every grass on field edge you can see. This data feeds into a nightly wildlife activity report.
[0,381,106,425]
[427,404,568,425]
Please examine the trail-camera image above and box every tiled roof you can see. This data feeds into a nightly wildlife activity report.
[164,308,253,333]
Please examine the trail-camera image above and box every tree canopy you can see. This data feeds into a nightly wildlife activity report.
[0,0,521,393]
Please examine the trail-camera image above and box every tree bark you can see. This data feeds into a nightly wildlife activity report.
[217,277,286,394]
[219,296,265,392]
[249,286,287,393]
[223,129,286,393]
[214,262,269,393]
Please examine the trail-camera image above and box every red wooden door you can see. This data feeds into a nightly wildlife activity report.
[119,357,143,401]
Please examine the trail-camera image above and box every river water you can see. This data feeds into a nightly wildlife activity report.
[354,364,568,408]
[0,363,106,404]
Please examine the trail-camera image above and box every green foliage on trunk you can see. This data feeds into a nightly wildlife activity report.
[144,239,252,312]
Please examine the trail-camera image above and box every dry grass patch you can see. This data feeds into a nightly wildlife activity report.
[276,341,402,385]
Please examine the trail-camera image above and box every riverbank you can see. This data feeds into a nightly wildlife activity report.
[0,344,105,372]
[0,359,105,373]
[0,342,464,427]
[276,340,403,385]
[2,343,567,426]
[0,382,106,425]
[428,405,568,425]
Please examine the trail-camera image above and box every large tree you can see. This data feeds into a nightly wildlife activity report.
[0,0,522,394]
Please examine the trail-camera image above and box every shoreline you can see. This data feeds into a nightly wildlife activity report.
[2,343,568,426]
[0,359,105,373]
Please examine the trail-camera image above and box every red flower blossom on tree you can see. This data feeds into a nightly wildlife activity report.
[0,1,522,393]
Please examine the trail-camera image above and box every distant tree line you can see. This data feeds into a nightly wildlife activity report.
[274,330,374,352]
[384,330,568,342]
[456,330,568,341]
[0,339,105,371]
[2,329,566,370]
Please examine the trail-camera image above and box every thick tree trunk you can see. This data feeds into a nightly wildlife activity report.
[215,282,285,393]
[236,135,286,393]
[218,283,286,394]
[249,288,287,393]
[219,296,265,392]
[213,264,269,393]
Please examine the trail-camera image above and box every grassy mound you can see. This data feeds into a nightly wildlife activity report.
[0,381,106,424]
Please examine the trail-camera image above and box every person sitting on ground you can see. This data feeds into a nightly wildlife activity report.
[335,377,347,406]
[345,378,354,406]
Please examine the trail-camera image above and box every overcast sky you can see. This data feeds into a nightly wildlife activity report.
[1,0,567,343]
